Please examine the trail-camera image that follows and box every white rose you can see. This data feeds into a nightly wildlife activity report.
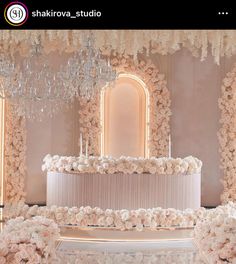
[106,216,114,226]
[136,167,144,174]
[136,223,144,232]
[149,167,157,174]
[121,210,130,221]
[125,221,133,230]
[58,167,64,173]
[75,212,84,222]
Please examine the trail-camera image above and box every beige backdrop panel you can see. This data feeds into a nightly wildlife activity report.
[26,100,79,204]
[26,49,236,206]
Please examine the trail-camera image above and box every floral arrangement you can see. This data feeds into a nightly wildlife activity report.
[78,94,100,156]
[3,202,207,231]
[78,54,171,157]
[218,63,236,203]
[55,249,201,264]
[4,102,26,202]
[0,30,236,65]
[0,216,60,263]
[194,202,236,263]
[42,154,202,175]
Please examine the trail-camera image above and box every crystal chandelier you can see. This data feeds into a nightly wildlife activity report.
[61,33,117,99]
[0,51,15,78]
[0,43,71,120]
[0,34,117,119]
[0,50,15,99]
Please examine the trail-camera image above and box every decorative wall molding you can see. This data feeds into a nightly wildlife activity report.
[4,103,26,202]
[218,63,236,203]
[79,54,171,157]
[1,30,236,65]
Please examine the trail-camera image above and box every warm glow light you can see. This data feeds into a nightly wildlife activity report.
[58,226,193,242]
[59,236,192,242]
[100,85,105,157]
[0,97,5,209]
[100,73,150,158]
[0,219,3,231]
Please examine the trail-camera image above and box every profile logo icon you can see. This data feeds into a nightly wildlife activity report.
[4,2,28,26]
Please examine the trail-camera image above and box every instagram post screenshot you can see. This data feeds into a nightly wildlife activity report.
[0,1,235,263]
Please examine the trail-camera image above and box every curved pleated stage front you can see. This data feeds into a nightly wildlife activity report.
[47,172,201,210]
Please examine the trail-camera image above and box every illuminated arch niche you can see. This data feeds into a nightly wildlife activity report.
[101,73,150,158]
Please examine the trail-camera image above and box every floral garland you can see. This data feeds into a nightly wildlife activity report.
[194,202,236,263]
[1,30,236,65]
[79,54,171,157]
[78,94,100,156]
[5,203,236,234]
[4,102,26,202]
[0,216,60,264]
[218,63,236,203]
[3,202,207,231]
[42,154,202,175]
[55,249,201,264]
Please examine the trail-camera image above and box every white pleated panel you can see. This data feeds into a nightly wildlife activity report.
[47,172,201,210]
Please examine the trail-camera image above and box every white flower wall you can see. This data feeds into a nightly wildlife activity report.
[78,94,100,156]
[4,103,26,202]
[218,63,236,203]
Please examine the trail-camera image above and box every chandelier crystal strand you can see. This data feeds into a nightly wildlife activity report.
[0,49,16,98]
[1,42,72,120]
[0,54,14,78]
[61,33,117,100]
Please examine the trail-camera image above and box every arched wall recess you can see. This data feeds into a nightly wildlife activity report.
[101,73,150,158]
[78,54,171,157]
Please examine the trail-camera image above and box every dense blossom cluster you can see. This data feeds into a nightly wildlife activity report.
[4,103,26,202]
[4,202,206,231]
[0,216,59,264]
[55,250,202,264]
[194,202,236,263]
[42,154,202,175]
[218,63,236,203]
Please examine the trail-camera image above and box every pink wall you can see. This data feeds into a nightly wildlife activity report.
[151,49,236,206]
[25,49,236,207]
